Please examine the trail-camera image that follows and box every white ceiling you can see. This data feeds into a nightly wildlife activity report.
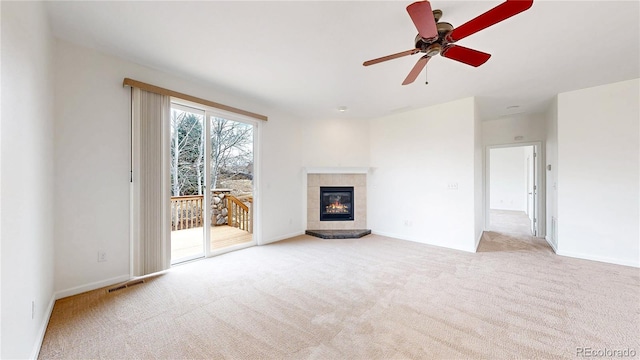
[45,1,639,121]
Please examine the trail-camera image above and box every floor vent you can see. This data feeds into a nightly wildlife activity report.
[107,285,127,293]
[107,279,146,293]
[127,279,145,287]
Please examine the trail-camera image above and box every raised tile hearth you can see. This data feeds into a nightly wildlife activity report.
[305,229,371,239]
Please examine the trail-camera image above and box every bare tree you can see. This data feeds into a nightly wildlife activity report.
[170,110,204,196]
[170,110,253,196]
[210,117,252,190]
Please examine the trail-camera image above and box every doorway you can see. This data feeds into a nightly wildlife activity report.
[486,143,541,236]
[169,101,257,264]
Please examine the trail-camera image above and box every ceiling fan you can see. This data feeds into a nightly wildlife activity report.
[363,0,533,85]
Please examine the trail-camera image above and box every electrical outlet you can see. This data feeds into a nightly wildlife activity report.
[98,251,107,262]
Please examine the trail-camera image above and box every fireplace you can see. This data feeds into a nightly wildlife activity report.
[320,186,354,221]
[306,172,366,231]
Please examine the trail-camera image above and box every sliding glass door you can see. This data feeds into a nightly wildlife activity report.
[170,102,256,264]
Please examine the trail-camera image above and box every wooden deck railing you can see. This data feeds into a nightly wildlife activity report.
[170,193,252,232]
[171,195,204,230]
[227,195,253,233]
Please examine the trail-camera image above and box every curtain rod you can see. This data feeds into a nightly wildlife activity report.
[123,78,268,121]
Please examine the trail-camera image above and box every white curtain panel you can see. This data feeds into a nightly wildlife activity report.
[131,88,171,276]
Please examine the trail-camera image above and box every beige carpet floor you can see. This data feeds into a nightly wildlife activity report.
[488,209,534,235]
[40,230,639,359]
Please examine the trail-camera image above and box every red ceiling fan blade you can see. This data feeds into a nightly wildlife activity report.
[402,55,430,85]
[447,0,533,42]
[363,49,420,66]
[407,1,438,40]
[441,45,491,67]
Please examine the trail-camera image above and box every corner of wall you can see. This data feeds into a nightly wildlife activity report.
[0,1,3,356]
[29,294,56,360]
[474,231,484,252]
[473,97,484,246]
[545,97,558,252]
[1,1,56,358]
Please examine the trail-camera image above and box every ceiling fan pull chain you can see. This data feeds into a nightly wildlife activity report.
[425,66,429,85]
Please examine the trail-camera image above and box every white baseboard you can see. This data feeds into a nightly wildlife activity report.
[370,230,477,253]
[261,230,305,245]
[30,293,56,359]
[556,250,639,268]
[544,235,558,253]
[55,274,131,300]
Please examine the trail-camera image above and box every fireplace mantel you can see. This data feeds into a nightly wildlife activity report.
[304,167,370,174]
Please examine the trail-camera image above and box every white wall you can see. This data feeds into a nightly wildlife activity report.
[545,97,558,249]
[557,78,639,267]
[1,2,56,358]
[53,41,131,294]
[489,147,527,211]
[368,97,478,252]
[259,108,304,244]
[301,117,369,168]
[53,39,304,295]
[482,113,546,146]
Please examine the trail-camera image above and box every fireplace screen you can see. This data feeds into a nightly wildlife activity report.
[320,187,354,221]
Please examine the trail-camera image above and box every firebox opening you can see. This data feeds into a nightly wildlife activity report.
[320,186,354,221]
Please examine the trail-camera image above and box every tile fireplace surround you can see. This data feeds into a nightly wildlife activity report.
[306,168,367,230]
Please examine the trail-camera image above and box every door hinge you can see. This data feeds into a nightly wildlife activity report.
[534,218,537,223]
[534,152,537,158]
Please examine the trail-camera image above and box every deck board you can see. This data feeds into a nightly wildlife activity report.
[171,225,252,261]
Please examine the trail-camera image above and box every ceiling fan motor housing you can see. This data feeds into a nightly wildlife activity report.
[426,44,441,56]
[437,22,454,36]
[414,15,455,57]
[414,35,448,57]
